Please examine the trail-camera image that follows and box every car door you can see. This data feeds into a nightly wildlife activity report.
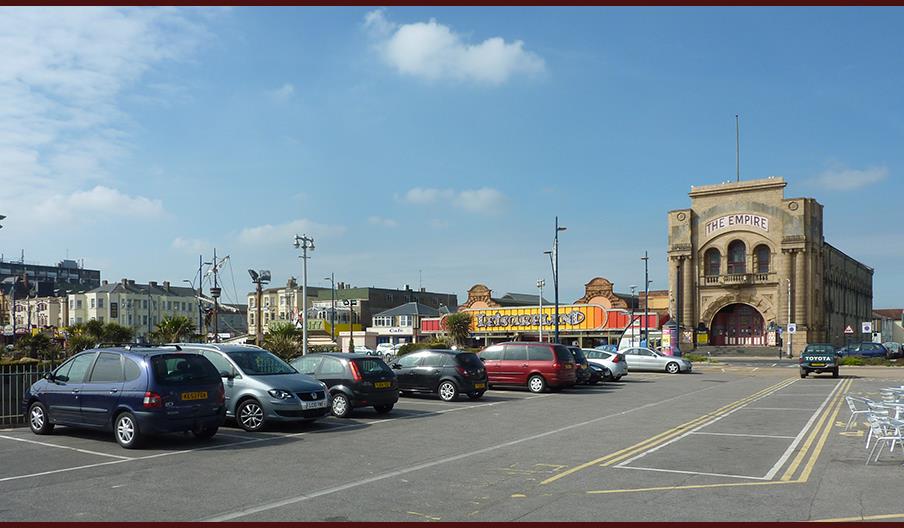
[393,352,423,391]
[315,356,348,390]
[526,344,554,380]
[502,345,529,386]
[41,353,94,424]
[625,348,654,370]
[413,352,445,391]
[79,352,125,427]
[202,351,241,413]
[478,345,504,383]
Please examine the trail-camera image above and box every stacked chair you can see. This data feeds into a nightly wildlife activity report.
[846,391,904,465]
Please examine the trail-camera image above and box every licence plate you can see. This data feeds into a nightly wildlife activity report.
[302,400,329,410]
[810,363,825,367]
[374,381,391,389]
[473,383,486,389]
[181,391,207,401]
[564,364,573,369]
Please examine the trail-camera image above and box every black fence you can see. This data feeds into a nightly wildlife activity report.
[1,364,51,427]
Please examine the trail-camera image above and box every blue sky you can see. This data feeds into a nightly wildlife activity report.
[1,7,902,308]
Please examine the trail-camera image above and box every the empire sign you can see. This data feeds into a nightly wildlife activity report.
[704,214,769,236]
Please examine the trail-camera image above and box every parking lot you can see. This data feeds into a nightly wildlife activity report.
[2,366,904,522]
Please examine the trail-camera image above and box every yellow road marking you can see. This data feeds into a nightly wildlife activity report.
[510,493,527,498]
[406,511,441,521]
[587,480,793,494]
[812,513,904,523]
[781,379,851,481]
[798,383,848,482]
[541,378,795,485]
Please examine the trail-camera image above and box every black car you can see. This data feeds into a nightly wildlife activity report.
[392,349,488,401]
[290,353,398,418]
[586,362,605,385]
[567,346,593,385]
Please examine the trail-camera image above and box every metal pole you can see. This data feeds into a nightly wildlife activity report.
[554,216,560,344]
[301,241,308,356]
[642,250,649,346]
[198,255,203,342]
[736,114,740,183]
[537,279,544,342]
[787,278,792,359]
[213,248,219,343]
[330,273,335,343]
[630,285,637,347]
[256,281,263,347]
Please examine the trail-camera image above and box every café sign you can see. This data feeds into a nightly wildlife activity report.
[704,214,769,236]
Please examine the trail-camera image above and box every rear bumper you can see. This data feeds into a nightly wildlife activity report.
[548,371,577,387]
[801,365,837,373]
[350,390,399,408]
[134,407,226,434]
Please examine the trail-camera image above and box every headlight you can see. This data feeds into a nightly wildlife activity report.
[268,389,293,400]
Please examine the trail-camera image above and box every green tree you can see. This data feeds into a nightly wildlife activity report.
[442,312,473,347]
[150,315,196,344]
[263,322,302,360]
[14,333,59,360]
[64,321,134,355]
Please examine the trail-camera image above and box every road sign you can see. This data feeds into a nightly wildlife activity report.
[861,321,872,334]
[843,325,854,334]
[787,323,797,334]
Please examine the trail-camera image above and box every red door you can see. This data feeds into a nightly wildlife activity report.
[711,304,765,346]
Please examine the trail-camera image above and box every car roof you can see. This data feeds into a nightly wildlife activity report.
[314,353,372,359]
[84,345,189,358]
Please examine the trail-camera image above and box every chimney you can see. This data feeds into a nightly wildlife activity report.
[420,287,426,292]
[163,281,170,290]
[149,281,157,288]
[102,280,108,286]
[128,279,136,286]
[121,278,128,286]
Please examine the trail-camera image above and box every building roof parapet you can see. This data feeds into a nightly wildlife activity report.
[688,177,787,198]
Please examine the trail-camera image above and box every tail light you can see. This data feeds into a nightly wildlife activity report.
[456,366,470,377]
[143,391,162,409]
[217,384,225,404]
[349,361,362,382]
[611,355,621,363]
[799,357,804,364]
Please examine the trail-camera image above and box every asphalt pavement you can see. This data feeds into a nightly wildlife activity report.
[2,366,903,522]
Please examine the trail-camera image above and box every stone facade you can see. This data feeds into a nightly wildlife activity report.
[668,177,873,355]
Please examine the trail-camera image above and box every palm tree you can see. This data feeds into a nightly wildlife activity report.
[442,312,473,348]
[150,315,196,344]
[102,322,134,344]
[263,322,301,360]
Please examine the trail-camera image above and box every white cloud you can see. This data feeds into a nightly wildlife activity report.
[172,237,211,253]
[364,10,545,85]
[368,216,398,228]
[237,219,347,246]
[267,83,295,103]
[30,186,164,226]
[400,186,506,212]
[810,164,888,191]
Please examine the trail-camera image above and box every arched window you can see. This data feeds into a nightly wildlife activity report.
[727,240,747,275]
[755,245,771,274]
[704,248,721,276]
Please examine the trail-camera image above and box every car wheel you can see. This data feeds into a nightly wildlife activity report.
[438,381,458,402]
[331,393,352,418]
[832,367,839,378]
[800,368,808,379]
[237,399,267,431]
[192,424,218,440]
[114,412,143,449]
[527,375,546,393]
[665,362,680,374]
[28,402,54,435]
[615,375,623,381]
[468,391,485,400]
[374,404,393,414]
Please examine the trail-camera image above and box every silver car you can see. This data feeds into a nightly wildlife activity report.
[176,343,331,431]
[620,346,692,374]
[583,348,628,380]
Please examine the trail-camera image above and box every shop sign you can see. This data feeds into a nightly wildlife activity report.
[467,305,608,333]
[704,214,769,235]
[387,327,407,334]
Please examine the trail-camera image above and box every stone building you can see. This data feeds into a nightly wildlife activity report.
[667,177,873,354]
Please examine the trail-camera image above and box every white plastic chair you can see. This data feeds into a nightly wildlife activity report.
[866,417,904,465]
[865,401,891,449]
[845,395,872,431]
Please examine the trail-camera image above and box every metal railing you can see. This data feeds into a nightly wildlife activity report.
[701,272,776,286]
[1,364,51,426]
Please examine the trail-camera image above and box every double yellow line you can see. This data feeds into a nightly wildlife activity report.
[541,377,797,485]
[780,377,852,482]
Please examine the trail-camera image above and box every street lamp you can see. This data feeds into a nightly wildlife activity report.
[324,273,336,344]
[248,269,271,347]
[536,279,546,342]
[343,298,358,352]
[630,285,638,347]
[293,234,314,355]
[552,217,566,343]
[641,251,649,346]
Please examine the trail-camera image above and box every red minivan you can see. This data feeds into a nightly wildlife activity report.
[478,342,576,393]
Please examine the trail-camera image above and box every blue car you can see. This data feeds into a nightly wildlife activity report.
[837,342,888,359]
[23,346,226,448]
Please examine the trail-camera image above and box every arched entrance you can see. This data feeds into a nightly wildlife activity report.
[710,303,765,346]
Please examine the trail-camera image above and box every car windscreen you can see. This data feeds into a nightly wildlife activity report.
[455,353,483,369]
[804,345,836,355]
[150,354,220,385]
[553,345,574,363]
[352,357,393,374]
[227,350,296,375]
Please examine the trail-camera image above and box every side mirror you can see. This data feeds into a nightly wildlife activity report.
[221,370,235,380]
[44,372,54,381]
[391,363,401,370]
[55,374,69,383]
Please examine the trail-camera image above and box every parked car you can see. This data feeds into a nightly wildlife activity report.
[583,348,628,381]
[882,342,902,359]
[478,342,577,393]
[837,342,888,359]
[595,344,618,353]
[588,363,609,384]
[392,349,488,401]
[354,346,378,356]
[175,343,330,432]
[23,346,226,448]
[290,353,398,417]
[566,346,593,385]
[621,347,691,374]
[799,344,839,378]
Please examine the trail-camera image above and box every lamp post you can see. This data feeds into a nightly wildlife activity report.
[552,217,567,344]
[293,234,315,355]
[248,270,271,347]
[344,298,357,352]
[787,278,792,359]
[641,251,649,346]
[536,279,546,342]
[324,273,335,344]
[630,285,638,347]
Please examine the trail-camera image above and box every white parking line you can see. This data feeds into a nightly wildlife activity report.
[0,434,134,461]
[0,459,130,483]
[616,465,767,481]
[689,431,796,440]
[202,382,729,521]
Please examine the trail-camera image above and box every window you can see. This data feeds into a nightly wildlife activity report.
[352,358,393,374]
[227,350,295,375]
[150,355,220,385]
[479,345,504,361]
[374,316,393,327]
[142,315,148,325]
[398,315,412,327]
[553,345,575,362]
[97,316,104,323]
[124,358,142,382]
[527,345,553,361]
[88,352,123,383]
[422,353,448,367]
[76,300,82,309]
[704,248,721,276]
[69,299,74,309]
[202,352,235,376]
[291,356,322,375]
[90,298,95,309]
[142,300,147,309]
[503,345,528,361]
[727,240,747,275]
[397,353,423,368]
[98,298,105,309]
[250,298,256,308]
[755,245,771,274]
[63,352,97,383]
[318,357,346,376]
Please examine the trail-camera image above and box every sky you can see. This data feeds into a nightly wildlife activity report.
[1,6,902,309]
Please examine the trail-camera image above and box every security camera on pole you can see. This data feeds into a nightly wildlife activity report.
[293,234,314,355]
